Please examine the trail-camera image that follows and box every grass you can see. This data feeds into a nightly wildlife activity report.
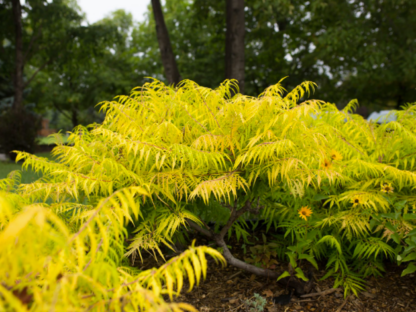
[36,134,69,145]
[0,152,52,184]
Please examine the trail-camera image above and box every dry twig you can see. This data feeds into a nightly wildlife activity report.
[335,295,352,312]
[229,270,244,279]
[300,288,341,298]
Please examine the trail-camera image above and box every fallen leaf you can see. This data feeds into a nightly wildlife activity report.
[262,289,274,298]
[361,291,376,299]
[229,299,238,304]
[250,274,256,281]
[267,306,278,312]
[274,290,284,297]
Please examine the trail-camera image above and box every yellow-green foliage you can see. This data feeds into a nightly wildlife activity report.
[2,78,416,304]
[16,79,416,241]
[0,184,225,311]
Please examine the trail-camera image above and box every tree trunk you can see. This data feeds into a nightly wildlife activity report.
[396,82,405,109]
[11,0,24,112]
[225,0,245,95]
[71,105,78,128]
[151,0,181,85]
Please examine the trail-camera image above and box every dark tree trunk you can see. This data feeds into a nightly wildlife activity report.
[396,83,406,109]
[12,0,24,112]
[225,0,245,95]
[71,105,78,128]
[151,0,181,85]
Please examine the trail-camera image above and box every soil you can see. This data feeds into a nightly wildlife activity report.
[135,231,416,312]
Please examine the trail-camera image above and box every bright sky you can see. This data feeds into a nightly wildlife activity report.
[77,0,150,24]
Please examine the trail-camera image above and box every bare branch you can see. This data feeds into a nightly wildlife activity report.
[213,232,314,295]
[335,295,352,312]
[300,288,341,298]
[187,220,213,238]
[219,199,252,238]
[222,202,233,211]
[24,57,55,88]
[187,200,313,295]
[82,238,103,271]
[53,102,72,121]
[247,197,263,214]
[23,25,42,65]
[221,197,237,211]
[194,83,221,129]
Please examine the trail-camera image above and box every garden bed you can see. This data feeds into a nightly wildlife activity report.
[136,232,416,312]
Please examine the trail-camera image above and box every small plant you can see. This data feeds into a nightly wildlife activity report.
[398,228,416,276]
[245,233,279,269]
[244,293,267,312]
[372,198,416,277]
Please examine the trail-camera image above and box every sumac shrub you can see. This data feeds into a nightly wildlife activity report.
[3,78,416,302]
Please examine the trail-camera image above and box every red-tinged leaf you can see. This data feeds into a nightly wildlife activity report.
[262,289,274,297]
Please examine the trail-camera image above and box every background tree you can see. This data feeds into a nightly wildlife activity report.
[2,0,416,135]
[11,0,24,111]
[130,0,225,89]
[4,0,83,111]
[132,0,416,110]
[225,0,245,94]
[306,0,416,108]
[0,1,15,108]
[151,0,181,85]
[29,10,136,129]
[0,0,85,156]
[0,0,82,158]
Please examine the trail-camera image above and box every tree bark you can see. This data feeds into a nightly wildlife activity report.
[396,82,406,109]
[71,104,78,128]
[186,198,314,295]
[11,0,24,112]
[151,0,181,85]
[225,0,245,95]
[187,220,314,295]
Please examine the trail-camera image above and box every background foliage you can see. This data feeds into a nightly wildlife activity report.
[1,0,416,133]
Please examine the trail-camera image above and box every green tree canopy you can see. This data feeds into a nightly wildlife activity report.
[131,0,416,110]
[29,9,138,128]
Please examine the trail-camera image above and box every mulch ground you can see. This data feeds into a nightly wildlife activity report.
[135,232,416,312]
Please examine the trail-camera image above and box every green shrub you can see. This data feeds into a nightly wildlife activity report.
[0,174,225,311]
[1,78,415,307]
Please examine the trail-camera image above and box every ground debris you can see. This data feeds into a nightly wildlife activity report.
[138,236,416,311]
